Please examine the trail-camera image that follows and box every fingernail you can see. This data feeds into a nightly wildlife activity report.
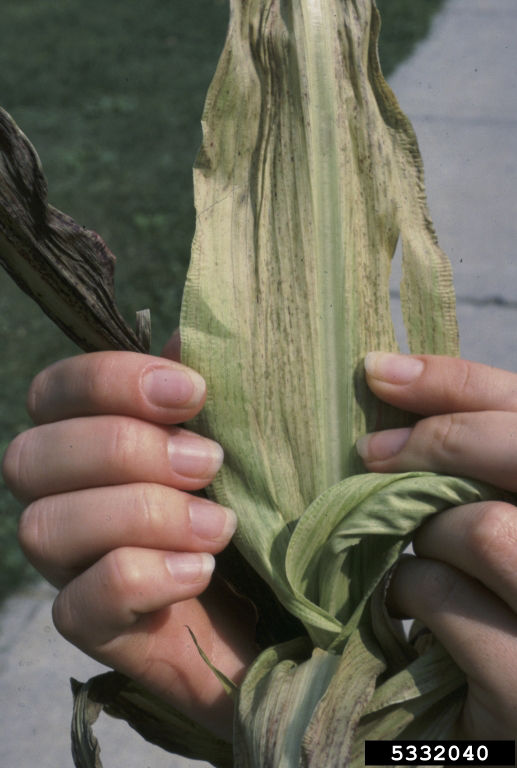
[188,500,237,541]
[356,427,412,462]
[165,552,215,584]
[168,430,224,478]
[142,365,205,408]
[365,352,424,385]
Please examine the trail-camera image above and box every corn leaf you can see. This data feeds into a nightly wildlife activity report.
[179,0,495,761]
[0,107,150,353]
[181,0,462,607]
[70,673,233,768]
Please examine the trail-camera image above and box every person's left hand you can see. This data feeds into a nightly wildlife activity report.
[358,352,517,738]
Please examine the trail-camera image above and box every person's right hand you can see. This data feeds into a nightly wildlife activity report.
[2,347,257,740]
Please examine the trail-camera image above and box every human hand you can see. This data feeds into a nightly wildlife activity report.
[359,352,517,738]
[2,334,257,740]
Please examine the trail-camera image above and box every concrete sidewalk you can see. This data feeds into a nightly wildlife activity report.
[389,0,517,369]
[0,580,207,768]
[2,1,516,766]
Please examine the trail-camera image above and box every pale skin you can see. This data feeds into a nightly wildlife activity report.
[3,336,517,740]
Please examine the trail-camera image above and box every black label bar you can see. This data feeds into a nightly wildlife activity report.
[364,740,515,766]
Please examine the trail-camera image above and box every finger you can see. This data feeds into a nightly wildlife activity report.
[356,410,517,492]
[52,547,216,648]
[53,577,256,740]
[388,556,517,737]
[18,483,237,587]
[27,350,206,425]
[412,501,517,615]
[364,352,517,416]
[3,417,224,500]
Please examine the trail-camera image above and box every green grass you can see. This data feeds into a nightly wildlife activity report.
[376,0,446,77]
[0,0,446,604]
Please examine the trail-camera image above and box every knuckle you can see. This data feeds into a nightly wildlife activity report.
[102,547,144,604]
[131,647,182,698]
[448,358,473,401]
[83,353,118,404]
[85,352,146,413]
[106,417,139,471]
[427,413,465,460]
[467,501,517,568]
[136,484,169,537]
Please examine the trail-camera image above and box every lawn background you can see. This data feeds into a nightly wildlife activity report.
[0,0,446,602]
